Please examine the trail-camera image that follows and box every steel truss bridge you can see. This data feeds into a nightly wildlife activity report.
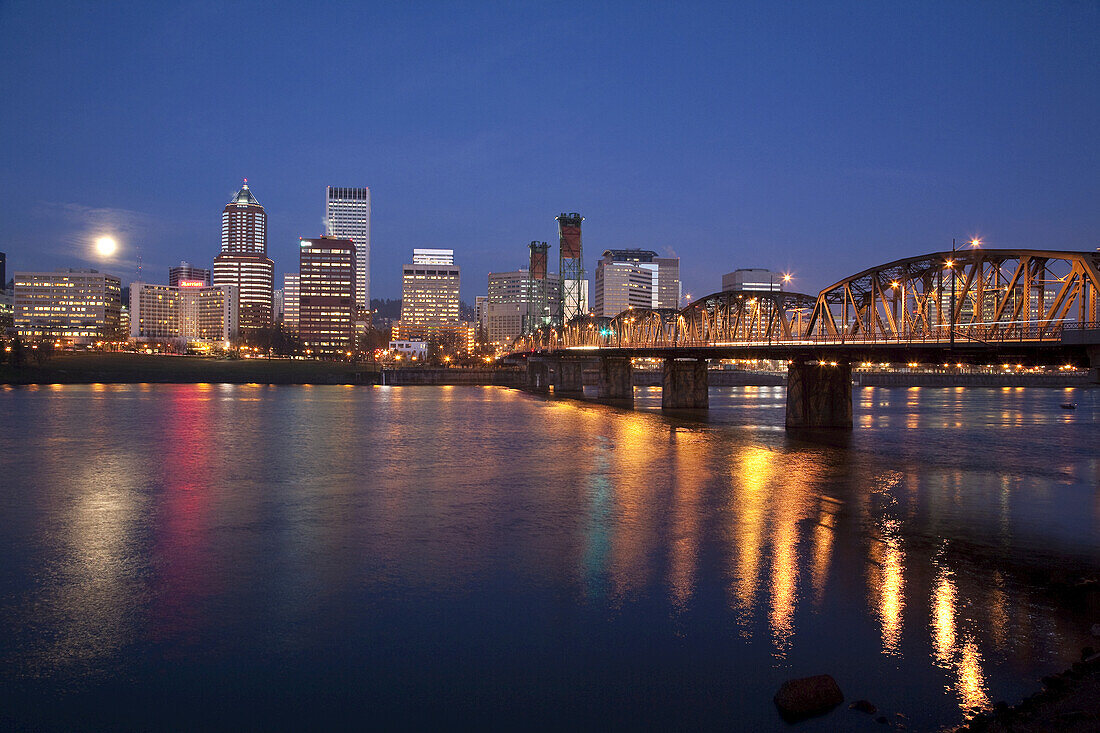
[508,249,1100,427]
[513,249,1100,360]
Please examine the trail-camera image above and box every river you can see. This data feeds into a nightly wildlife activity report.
[0,383,1097,731]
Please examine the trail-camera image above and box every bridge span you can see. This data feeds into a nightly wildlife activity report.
[506,249,1100,428]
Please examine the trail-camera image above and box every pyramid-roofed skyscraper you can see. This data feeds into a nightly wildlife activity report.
[213,179,274,332]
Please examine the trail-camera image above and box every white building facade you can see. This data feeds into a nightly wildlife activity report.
[129,281,237,343]
[325,186,371,311]
[593,249,680,317]
[722,269,784,292]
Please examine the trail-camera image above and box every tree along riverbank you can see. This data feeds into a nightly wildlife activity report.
[0,353,379,385]
[0,353,527,386]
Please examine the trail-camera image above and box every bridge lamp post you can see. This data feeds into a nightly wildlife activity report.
[945,257,956,348]
[890,281,901,337]
[948,238,981,348]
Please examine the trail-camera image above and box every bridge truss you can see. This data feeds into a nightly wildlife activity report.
[512,249,1100,354]
[806,249,1100,342]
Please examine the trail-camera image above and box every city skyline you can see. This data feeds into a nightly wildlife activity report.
[1,2,1096,304]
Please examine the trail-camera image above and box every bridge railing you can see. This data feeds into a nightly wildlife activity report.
[517,319,1082,353]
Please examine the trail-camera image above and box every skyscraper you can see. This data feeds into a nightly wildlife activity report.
[222,180,266,254]
[325,187,371,311]
[299,236,356,356]
[212,180,274,332]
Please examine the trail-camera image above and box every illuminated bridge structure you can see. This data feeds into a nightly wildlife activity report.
[508,249,1100,428]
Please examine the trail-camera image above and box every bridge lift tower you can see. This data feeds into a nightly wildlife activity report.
[557,213,585,324]
[526,241,550,334]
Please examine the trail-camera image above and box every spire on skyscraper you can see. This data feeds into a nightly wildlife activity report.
[230,179,260,206]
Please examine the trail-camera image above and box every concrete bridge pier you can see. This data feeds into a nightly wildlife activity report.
[1089,346,1100,384]
[785,359,853,429]
[525,359,551,393]
[597,356,634,402]
[662,358,709,409]
[554,358,587,396]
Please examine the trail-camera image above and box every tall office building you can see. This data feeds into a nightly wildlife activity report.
[593,249,680,317]
[396,249,460,342]
[221,180,266,253]
[169,261,211,287]
[298,236,356,356]
[13,269,122,343]
[325,187,371,311]
[212,181,274,332]
[722,268,784,293]
[283,274,300,335]
[0,251,6,289]
[486,270,563,347]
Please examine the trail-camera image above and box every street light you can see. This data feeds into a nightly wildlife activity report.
[947,237,979,348]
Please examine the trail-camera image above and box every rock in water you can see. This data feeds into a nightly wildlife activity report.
[849,699,877,715]
[774,674,844,721]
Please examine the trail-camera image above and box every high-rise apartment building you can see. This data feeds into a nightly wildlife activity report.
[722,268,784,292]
[486,270,563,347]
[129,281,237,343]
[299,236,356,356]
[13,269,122,343]
[282,274,300,335]
[213,181,274,332]
[593,249,680,317]
[325,187,371,312]
[169,261,211,287]
[397,249,460,342]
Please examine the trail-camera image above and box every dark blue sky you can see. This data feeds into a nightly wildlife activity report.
[1,1,1096,302]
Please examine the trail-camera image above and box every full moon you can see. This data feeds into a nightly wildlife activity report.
[95,236,117,257]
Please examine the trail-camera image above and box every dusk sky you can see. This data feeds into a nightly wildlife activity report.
[1,1,1096,302]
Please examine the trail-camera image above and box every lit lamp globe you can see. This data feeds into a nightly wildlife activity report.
[95,236,118,257]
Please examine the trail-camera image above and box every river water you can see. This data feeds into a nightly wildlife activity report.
[0,383,1097,731]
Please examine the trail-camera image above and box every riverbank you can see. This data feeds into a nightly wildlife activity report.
[855,371,1092,388]
[954,652,1100,732]
[0,353,379,385]
[1,353,1093,388]
[0,353,531,387]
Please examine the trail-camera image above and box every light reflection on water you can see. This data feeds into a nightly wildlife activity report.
[0,383,1097,731]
